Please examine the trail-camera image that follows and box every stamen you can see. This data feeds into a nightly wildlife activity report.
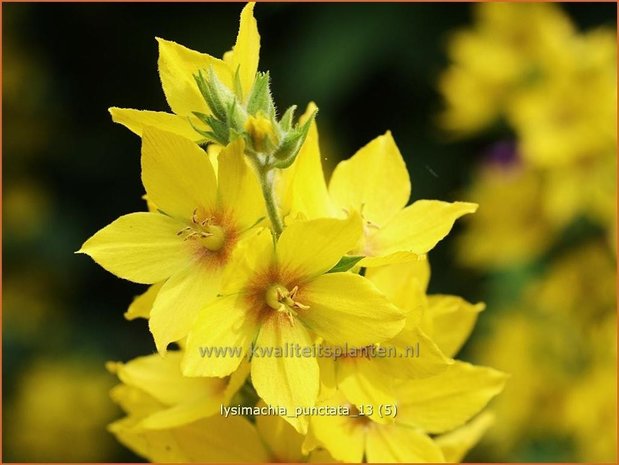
[265,284,310,324]
[176,209,225,251]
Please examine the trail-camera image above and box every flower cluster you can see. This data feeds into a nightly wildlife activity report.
[438,4,616,462]
[80,4,506,462]
[440,2,616,267]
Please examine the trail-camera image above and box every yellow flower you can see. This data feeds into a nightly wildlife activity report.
[316,258,483,422]
[109,3,259,141]
[305,362,507,462]
[303,257,502,462]
[507,28,616,169]
[439,3,575,134]
[253,400,337,463]
[109,362,335,463]
[563,314,617,462]
[107,352,248,430]
[182,216,406,433]
[366,259,485,359]
[78,127,264,352]
[317,328,452,426]
[470,238,616,460]
[441,2,616,237]
[280,104,477,266]
[109,372,270,463]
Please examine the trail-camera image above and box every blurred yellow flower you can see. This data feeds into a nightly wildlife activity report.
[457,161,555,268]
[441,2,616,241]
[6,359,117,462]
[439,3,575,134]
[472,242,616,461]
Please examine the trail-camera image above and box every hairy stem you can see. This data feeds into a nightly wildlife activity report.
[256,161,284,237]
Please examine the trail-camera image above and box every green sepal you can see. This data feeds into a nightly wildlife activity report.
[246,71,276,119]
[189,117,227,146]
[270,109,317,168]
[194,67,235,122]
[279,105,297,132]
[327,255,365,273]
[192,111,229,146]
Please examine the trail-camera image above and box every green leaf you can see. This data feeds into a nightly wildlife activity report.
[327,255,365,273]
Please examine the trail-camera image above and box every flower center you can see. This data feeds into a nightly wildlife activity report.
[177,209,226,251]
[264,284,309,324]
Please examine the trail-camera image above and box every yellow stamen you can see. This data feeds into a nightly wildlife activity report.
[177,209,226,251]
[265,284,310,324]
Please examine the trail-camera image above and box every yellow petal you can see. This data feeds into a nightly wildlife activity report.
[329,131,410,226]
[277,215,362,281]
[146,360,251,431]
[110,414,269,462]
[365,258,430,325]
[222,359,251,399]
[426,295,485,358]
[118,361,249,431]
[395,361,508,434]
[435,412,495,462]
[358,251,421,268]
[317,355,338,402]
[309,397,366,463]
[365,424,444,462]
[109,352,207,404]
[217,138,265,229]
[298,273,405,346]
[142,126,217,220]
[78,212,191,284]
[108,352,228,429]
[182,294,260,377]
[220,229,274,293]
[230,3,260,100]
[125,282,163,320]
[281,103,334,220]
[156,37,232,116]
[308,449,338,463]
[378,327,452,379]
[365,257,430,298]
[149,262,222,353]
[251,312,319,434]
[108,107,200,141]
[336,357,396,423]
[372,200,478,256]
[139,396,221,430]
[255,400,306,462]
[109,384,162,418]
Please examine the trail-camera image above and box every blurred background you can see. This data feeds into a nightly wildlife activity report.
[3,2,616,462]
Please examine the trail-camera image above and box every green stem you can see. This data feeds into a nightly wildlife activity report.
[257,163,284,237]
